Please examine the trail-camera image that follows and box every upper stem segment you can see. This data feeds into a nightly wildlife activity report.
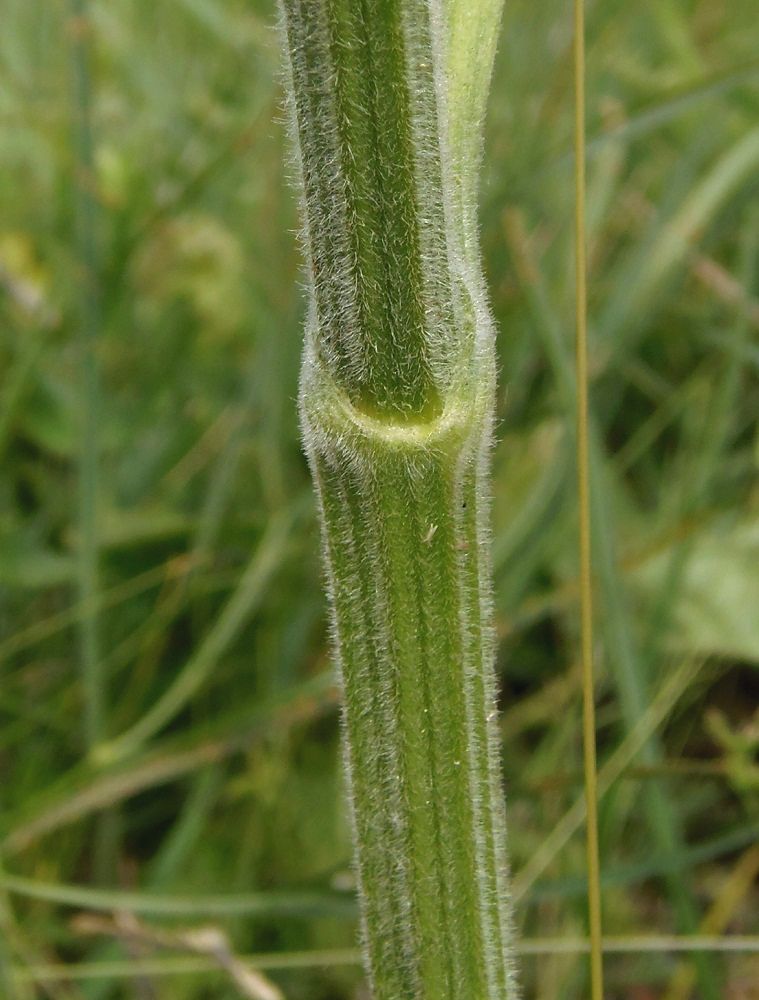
[282,0,501,420]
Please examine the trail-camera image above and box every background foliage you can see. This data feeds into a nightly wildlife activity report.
[1,0,758,997]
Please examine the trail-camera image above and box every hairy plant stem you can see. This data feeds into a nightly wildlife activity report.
[279,1,517,997]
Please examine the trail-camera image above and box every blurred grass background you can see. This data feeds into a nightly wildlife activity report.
[1,0,758,997]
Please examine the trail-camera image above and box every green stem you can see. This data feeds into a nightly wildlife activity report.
[69,0,119,892]
[280,1,517,997]
[69,0,104,753]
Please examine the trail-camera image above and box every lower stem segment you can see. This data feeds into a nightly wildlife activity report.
[303,366,518,1000]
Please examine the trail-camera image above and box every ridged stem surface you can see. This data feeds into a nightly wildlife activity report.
[279,1,517,996]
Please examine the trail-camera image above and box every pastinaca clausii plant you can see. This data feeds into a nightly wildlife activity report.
[279,1,518,997]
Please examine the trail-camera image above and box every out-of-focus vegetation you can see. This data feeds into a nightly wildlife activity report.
[0,0,757,997]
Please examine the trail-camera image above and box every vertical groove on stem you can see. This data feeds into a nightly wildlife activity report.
[573,0,604,996]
